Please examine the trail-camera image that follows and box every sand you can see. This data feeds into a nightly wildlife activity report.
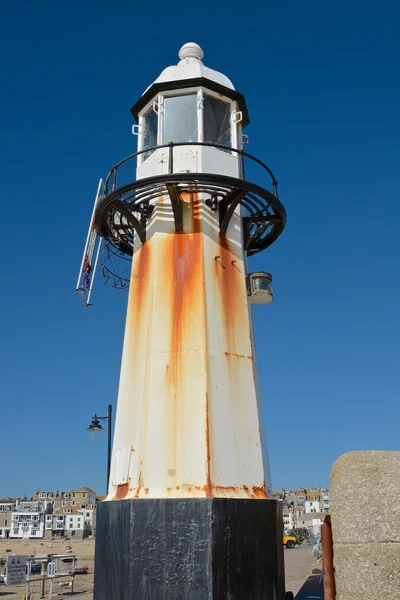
[0,539,316,599]
[0,539,95,599]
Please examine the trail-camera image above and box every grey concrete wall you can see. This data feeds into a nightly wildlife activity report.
[330,451,400,600]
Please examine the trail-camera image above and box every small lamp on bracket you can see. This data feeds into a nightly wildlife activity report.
[247,272,274,305]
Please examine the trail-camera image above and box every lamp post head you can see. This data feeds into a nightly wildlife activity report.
[87,415,104,437]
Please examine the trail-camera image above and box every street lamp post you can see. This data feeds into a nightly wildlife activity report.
[290,501,296,531]
[87,404,113,492]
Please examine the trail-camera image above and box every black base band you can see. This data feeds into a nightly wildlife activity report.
[94,497,285,599]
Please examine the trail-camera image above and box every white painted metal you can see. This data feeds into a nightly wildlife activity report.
[106,44,272,501]
[232,110,243,124]
[76,179,104,306]
[144,43,235,93]
[115,446,133,486]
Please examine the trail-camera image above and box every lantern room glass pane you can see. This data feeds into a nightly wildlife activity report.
[203,94,232,148]
[163,94,198,143]
[253,276,272,293]
[143,107,158,160]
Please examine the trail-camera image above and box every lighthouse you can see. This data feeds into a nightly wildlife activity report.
[78,42,287,599]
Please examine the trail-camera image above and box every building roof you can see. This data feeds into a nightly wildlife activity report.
[130,42,250,127]
[71,487,96,494]
[298,512,328,523]
[55,506,82,516]
[147,43,234,93]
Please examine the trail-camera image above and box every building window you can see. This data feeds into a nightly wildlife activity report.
[163,94,198,144]
[142,106,158,160]
[72,501,75,506]
[203,93,232,148]
[81,505,86,509]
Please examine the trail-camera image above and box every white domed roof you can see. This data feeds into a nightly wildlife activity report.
[145,43,235,92]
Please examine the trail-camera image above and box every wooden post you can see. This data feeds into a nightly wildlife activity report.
[321,515,335,600]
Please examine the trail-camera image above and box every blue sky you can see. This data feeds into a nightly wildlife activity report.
[1,0,399,497]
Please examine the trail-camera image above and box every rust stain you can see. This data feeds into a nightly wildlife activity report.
[213,485,239,495]
[191,192,202,234]
[144,488,149,496]
[224,351,253,360]
[113,483,129,501]
[128,242,152,338]
[212,484,269,499]
[205,392,212,497]
[134,470,143,498]
[214,255,226,269]
[163,205,204,490]
[250,485,269,499]
[215,234,244,356]
[160,483,269,499]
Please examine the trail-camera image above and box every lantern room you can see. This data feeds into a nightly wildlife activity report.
[131,43,250,180]
[77,42,287,305]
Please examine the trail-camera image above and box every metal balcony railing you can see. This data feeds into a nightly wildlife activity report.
[104,142,279,199]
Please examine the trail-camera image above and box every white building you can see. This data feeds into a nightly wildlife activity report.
[80,508,94,530]
[45,512,65,536]
[0,501,15,512]
[45,506,88,539]
[282,511,294,533]
[297,512,326,543]
[0,500,15,539]
[305,500,321,513]
[322,489,330,512]
[10,501,49,539]
[64,509,84,537]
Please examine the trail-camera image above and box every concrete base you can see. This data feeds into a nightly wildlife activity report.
[94,498,285,600]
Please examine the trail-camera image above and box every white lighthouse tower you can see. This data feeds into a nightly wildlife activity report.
[78,42,287,600]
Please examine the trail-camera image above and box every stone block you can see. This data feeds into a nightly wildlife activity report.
[334,542,400,600]
[330,451,400,544]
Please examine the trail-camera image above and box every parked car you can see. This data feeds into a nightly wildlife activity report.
[283,534,298,549]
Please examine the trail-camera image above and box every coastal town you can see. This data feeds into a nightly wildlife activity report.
[0,486,328,598]
[0,488,100,541]
[0,486,329,542]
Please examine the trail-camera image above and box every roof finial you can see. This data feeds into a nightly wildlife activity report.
[178,42,204,64]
